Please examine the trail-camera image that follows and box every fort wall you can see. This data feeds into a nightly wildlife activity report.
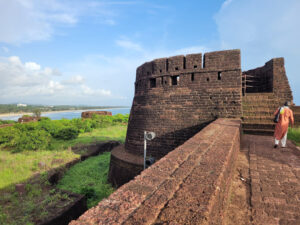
[291,106,300,127]
[128,49,242,159]
[70,119,241,225]
[109,49,294,187]
[243,58,293,104]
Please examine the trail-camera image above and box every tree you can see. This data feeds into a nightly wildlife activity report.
[33,108,41,119]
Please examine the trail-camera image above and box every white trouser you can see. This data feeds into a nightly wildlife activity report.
[275,132,287,147]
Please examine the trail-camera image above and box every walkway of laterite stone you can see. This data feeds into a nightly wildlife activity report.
[244,134,300,225]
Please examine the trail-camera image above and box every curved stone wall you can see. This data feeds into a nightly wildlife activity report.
[126,49,242,158]
[109,49,242,187]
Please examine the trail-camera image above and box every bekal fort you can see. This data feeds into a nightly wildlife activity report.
[68,49,300,224]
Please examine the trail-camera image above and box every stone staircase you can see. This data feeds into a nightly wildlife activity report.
[242,93,279,135]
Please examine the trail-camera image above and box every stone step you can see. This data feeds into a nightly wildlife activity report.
[242,107,278,112]
[243,94,276,100]
[244,93,275,96]
[243,120,274,125]
[242,122,275,130]
[242,116,274,121]
[242,101,278,106]
[243,98,278,102]
[243,128,274,136]
[243,111,273,118]
[242,103,278,108]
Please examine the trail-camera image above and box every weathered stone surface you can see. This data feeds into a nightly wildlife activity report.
[110,49,243,187]
[245,134,300,225]
[69,118,241,225]
[18,116,38,123]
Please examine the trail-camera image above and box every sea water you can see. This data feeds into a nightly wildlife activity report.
[0,108,131,121]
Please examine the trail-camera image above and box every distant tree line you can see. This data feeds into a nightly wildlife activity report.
[0,104,128,114]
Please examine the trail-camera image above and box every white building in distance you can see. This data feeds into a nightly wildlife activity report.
[17,103,27,107]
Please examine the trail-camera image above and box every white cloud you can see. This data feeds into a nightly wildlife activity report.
[44,67,61,76]
[221,0,233,10]
[174,46,210,55]
[62,75,85,85]
[116,39,143,52]
[215,0,300,104]
[0,0,122,45]
[0,0,78,44]
[0,56,114,105]
[25,62,41,71]
[81,85,111,96]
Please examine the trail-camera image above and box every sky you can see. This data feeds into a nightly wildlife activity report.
[0,0,299,106]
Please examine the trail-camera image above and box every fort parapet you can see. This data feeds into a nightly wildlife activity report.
[71,49,297,225]
[109,49,243,187]
[109,49,293,187]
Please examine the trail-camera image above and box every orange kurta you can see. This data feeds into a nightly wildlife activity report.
[274,107,294,140]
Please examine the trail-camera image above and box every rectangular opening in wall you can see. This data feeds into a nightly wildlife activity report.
[175,67,179,71]
[183,57,186,69]
[191,73,194,81]
[150,78,156,88]
[166,59,169,72]
[194,65,197,68]
[172,76,179,85]
[161,77,164,85]
[218,72,222,80]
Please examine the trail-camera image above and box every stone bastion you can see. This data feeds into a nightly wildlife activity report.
[108,49,294,187]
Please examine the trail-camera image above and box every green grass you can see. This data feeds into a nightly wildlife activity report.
[0,150,79,190]
[0,124,127,190]
[57,152,114,208]
[288,127,300,146]
[0,123,127,224]
[0,184,76,225]
[50,124,127,149]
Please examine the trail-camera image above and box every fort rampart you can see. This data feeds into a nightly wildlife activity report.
[70,118,241,225]
[243,58,292,104]
[109,49,242,186]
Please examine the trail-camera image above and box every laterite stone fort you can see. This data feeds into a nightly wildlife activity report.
[71,49,300,224]
[108,49,294,186]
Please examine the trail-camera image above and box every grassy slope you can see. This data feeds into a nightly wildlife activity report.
[0,150,78,190]
[57,152,114,208]
[0,124,127,190]
[0,124,127,225]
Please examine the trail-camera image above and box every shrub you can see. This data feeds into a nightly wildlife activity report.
[0,127,20,146]
[0,119,16,125]
[112,114,129,123]
[38,119,60,136]
[54,127,79,140]
[11,129,51,152]
[70,118,92,133]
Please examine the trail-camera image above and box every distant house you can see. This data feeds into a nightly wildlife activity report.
[17,103,27,107]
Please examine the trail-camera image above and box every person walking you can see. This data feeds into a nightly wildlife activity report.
[274,101,294,148]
